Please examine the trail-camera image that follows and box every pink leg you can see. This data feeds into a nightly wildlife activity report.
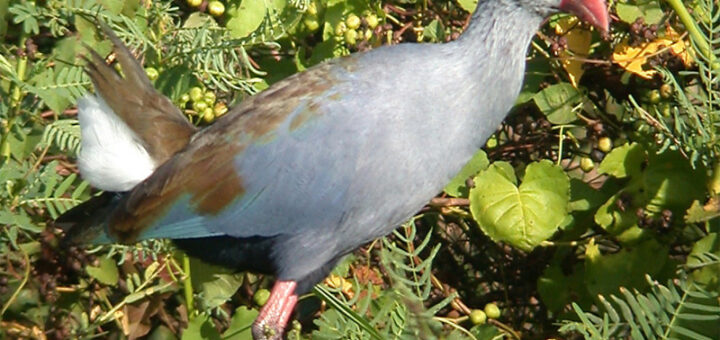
[252,280,298,340]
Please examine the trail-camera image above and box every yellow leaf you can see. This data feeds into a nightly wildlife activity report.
[324,274,354,298]
[555,17,592,87]
[612,26,693,79]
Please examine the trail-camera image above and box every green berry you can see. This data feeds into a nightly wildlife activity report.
[648,90,661,104]
[335,22,347,36]
[203,91,216,105]
[144,67,159,81]
[208,1,225,17]
[485,136,497,149]
[484,303,501,319]
[202,107,215,123]
[306,2,318,16]
[364,29,373,40]
[254,289,271,307]
[580,157,595,172]
[346,14,361,30]
[469,309,487,325]
[186,0,202,8]
[344,29,358,45]
[660,103,672,117]
[366,14,379,29]
[189,87,204,102]
[193,100,208,112]
[598,137,613,153]
[304,18,320,32]
[179,93,191,105]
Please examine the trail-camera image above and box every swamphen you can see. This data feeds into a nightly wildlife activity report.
[59,0,608,339]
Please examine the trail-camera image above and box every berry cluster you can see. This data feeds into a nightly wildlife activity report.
[628,17,658,46]
[334,11,380,48]
[186,0,225,17]
[179,86,228,124]
[469,303,502,325]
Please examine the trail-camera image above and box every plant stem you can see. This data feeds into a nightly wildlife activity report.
[183,253,195,317]
[1,36,28,161]
[663,0,716,68]
[0,247,30,317]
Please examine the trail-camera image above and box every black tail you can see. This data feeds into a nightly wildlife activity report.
[57,192,121,246]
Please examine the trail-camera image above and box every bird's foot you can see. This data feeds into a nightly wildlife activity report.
[251,280,298,340]
[251,322,282,340]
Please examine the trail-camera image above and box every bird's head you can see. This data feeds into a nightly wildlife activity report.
[520,0,609,33]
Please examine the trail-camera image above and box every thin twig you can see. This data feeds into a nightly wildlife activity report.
[0,247,30,317]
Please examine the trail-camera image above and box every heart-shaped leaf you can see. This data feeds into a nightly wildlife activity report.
[470,160,570,251]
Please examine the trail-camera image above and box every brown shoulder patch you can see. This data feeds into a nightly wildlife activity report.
[107,140,246,243]
[224,62,336,139]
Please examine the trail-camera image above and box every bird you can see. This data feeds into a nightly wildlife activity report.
[58,0,608,339]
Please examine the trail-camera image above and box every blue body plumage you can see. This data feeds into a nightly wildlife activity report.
[59,1,609,339]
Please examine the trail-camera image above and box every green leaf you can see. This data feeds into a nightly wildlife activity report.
[469,324,501,340]
[86,257,119,286]
[538,252,590,313]
[155,65,200,102]
[0,0,8,38]
[517,56,552,104]
[313,285,384,340]
[444,150,489,197]
[642,151,707,212]
[8,2,39,35]
[598,143,645,178]
[615,0,664,25]
[222,306,259,340]
[226,0,267,39]
[0,208,41,233]
[181,313,221,340]
[187,256,243,309]
[569,178,612,212]
[183,12,215,28]
[29,64,89,114]
[98,0,125,15]
[422,19,445,42]
[470,160,570,251]
[685,200,720,223]
[687,233,720,290]
[532,82,582,124]
[198,273,244,310]
[457,0,478,13]
[584,238,668,298]
[594,190,643,239]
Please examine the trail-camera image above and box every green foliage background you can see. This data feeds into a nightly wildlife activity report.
[1,0,719,339]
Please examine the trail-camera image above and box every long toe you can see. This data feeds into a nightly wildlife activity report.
[251,320,284,340]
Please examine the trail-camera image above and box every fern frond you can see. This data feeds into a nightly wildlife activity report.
[20,173,89,219]
[313,219,464,339]
[381,220,441,301]
[652,0,720,167]
[41,119,81,155]
[560,274,720,340]
[29,65,90,114]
